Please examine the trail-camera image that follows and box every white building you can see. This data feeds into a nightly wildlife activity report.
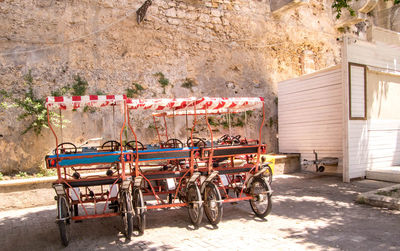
[278,26,400,182]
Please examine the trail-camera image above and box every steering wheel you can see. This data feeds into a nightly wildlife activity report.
[101,140,121,151]
[187,137,206,147]
[54,142,77,154]
[125,140,145,151]
[217,134,230,144]
[164,138,184,148]
[240,137,249,145]
[232,135,241,145]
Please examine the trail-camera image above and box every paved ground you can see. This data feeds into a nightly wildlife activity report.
[0,173,399,251]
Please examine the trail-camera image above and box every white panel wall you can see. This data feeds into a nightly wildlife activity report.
[278,66,343,172]
[346,40,400,70]
[348,120,400,178]
[345,37,400,179]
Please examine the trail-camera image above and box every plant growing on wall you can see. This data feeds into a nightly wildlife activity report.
[0,71,69,135]
[126,82,144,98]
[181,78,196,92]
[71,74,88,96]
[154,72,169,94]
[332,0,399,19]
[206,111,253,129]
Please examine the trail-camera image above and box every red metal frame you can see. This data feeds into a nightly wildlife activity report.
[124,97,266,211]
[46,97,130,222]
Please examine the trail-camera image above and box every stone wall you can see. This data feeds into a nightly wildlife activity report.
[0,0,340,174]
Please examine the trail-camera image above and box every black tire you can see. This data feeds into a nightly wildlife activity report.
[132,188,146,235]
[121,191,133,239]
[73,204,78,217]
[57,196,71,247]
[187,183,203,227]
[263,165,273,184]
[203,182,223,225]
[167,193,173,204]
[249,177,272,219]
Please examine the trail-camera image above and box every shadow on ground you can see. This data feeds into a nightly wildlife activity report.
[0,173,399,250]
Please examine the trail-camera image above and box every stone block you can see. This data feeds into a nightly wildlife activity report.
[186,12,198,20]
[273,154,301,175]
[211,9,222,17]
[167,18,180,25]
[211,17,222,24]
[199,13,210,23]
[179,3,187,9]
[176,9,186,19]
[165,8,177,17]
[270,0,308,14]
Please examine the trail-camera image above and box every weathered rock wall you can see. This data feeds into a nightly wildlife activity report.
[0,0,340,174]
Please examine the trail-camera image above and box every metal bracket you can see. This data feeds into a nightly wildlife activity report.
[254,166,268,177]
[134,176,143,187]
[188,172,201,184]
[205,171,219,183]
[55,216,71,222]
[201,171,219,193]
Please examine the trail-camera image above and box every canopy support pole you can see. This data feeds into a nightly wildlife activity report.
[163,115,168,142]
[112,105,115,140]
[189,101,197,176]
[204,106,214,173]
[48,107,61,181]
[59,109,63,143]
[228,109,231,138]
[185,110,188,140]
[245,111,247,140]
[127,107,140,177]
[255,101,265,172]
[173,110,176,139]
[153,116,162,144]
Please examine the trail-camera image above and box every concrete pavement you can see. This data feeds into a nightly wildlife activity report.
[0,173,399,251]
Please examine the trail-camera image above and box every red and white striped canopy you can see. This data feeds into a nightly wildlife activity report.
[127,97,263,112]
[45,95,126,110]
[152,109,234,117]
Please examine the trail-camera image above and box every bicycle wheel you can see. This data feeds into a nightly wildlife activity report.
[57,196,71,246]
[249,177,272,218]
[203,182,223,225]
[187,183,203,227]
[133,188,146,235]
[121,191,133,239]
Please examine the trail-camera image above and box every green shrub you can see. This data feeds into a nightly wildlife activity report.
[154,72,169,94]
[71,75,88,96]
[0,172,3,180]
[95,90,106,95]
[181,78,196,92]
[126,82,144,98]
[332,0,399,19]
[51,85,71,97]
[37,167,56,177]
[15,171,28,178]
[1,71,69,135]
